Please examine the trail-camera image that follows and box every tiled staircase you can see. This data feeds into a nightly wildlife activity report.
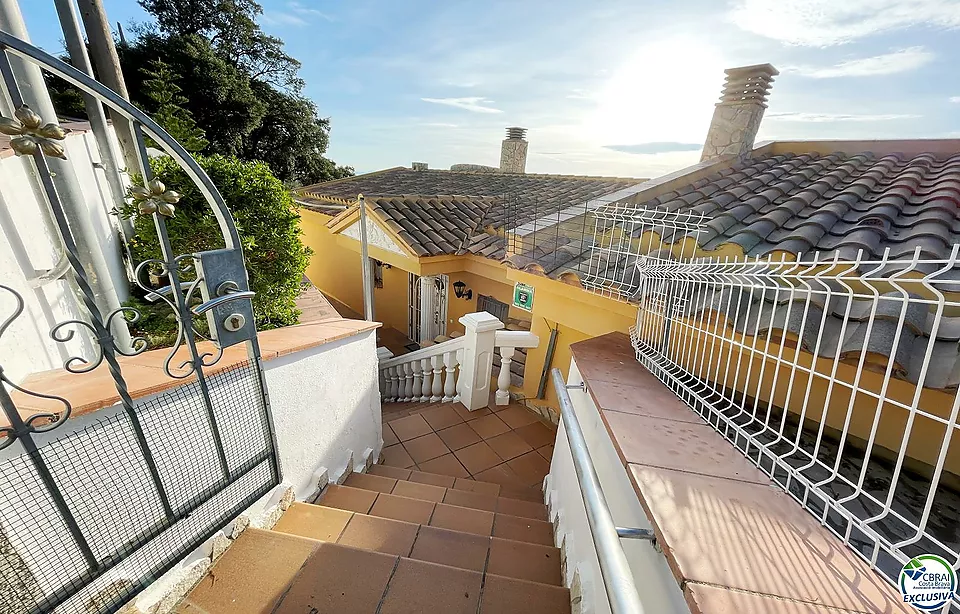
[177,400,566,613]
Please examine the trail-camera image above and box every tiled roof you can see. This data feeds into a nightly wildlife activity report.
[630,151,960,261]
[302,166,642,261]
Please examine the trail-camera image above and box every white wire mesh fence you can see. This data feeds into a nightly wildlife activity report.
[585,203,960,605]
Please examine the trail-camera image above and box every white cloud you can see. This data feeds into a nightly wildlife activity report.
[767,112,921,122]
[261,2,333,27]
[728,0,960,46]
[420,97,504,114]
[786,47,935,78]
[950,96,960,103]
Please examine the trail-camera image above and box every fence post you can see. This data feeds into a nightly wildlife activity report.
[457,312,504,410]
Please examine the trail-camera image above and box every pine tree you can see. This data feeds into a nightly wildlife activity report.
[140,59,209,152]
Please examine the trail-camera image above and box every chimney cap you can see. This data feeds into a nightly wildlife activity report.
[717,63,778,107]
[505,127,527,140]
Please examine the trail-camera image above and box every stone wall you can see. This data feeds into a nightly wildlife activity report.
[700,102,766,161]
[500,139,528,174]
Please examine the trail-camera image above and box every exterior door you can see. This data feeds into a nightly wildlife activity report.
[408,274,448,344]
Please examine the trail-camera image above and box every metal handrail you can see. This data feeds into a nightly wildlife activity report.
[550,368,645,614]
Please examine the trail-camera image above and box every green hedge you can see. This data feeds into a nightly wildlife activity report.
[121,154,310,344]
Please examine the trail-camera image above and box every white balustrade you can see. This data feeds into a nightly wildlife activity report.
[377,313,538,411]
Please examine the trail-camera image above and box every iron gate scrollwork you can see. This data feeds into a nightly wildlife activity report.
[0,31,280,614]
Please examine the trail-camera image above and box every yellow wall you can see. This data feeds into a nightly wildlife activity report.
[300,210,365,315]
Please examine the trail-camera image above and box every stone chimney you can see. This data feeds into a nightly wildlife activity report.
[500,127,528,173]
[701,64,778,162]
[412,162,428,171]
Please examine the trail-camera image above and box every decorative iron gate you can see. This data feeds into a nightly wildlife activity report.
[0,28,280,614]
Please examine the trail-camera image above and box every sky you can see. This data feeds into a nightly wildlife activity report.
[16,0,960,179]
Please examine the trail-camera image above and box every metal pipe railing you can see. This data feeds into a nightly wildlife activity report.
[550,368,645,614]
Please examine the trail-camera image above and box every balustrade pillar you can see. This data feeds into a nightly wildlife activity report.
[420,358,432,402]
[496,346,515,405]
[443,351,457,402]
[430,355,443,402]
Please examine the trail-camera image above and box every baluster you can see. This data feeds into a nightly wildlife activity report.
[412,361,423,403]
[386,366,397,401]
[430,355,443,402]
[442,351,457,402]
[496,346,515,405]
[454,348,464,402]
[403,362,414,401]
[420,358,432,402]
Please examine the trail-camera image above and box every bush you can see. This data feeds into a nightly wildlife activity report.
[121,154,310,338]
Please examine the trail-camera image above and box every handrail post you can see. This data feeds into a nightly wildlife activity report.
[458,312,504,410]
[551,368,645,614]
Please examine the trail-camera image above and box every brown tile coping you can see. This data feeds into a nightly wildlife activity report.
[569,332,910,614]
[5,319,379,428]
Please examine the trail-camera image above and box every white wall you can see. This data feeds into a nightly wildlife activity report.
[546,357,687,614]
[265,329,383,498]
[0,128,130,383]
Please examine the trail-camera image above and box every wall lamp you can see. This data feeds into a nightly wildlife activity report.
[453,280,472,300]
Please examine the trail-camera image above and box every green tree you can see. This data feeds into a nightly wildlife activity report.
[122,154,311,330]
[140,58,209,152]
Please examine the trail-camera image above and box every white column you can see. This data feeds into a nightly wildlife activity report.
[420,358,432,402]
[457,312,505,411]
[430,355,443,402]
[443,351,457,402]
[403,362,414,401]
[496,346,515,405]
[412,360,423,403]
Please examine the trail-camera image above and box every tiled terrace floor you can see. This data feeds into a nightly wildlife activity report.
[381,400,556,490]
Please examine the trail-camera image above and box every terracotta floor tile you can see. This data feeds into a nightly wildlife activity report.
[506,451,551,487]
[473,464,528,489]
[344,472,397,494]
[181,529,317,614]
[455,442,503,475]
[536,444,554,461]
[392,480,447,503]
[443,488,498,512]
[496,497,548,521]
[381,444,416,469]
[468,414,511,439]
[454,404,491,421]
[273,542,397,614]
[408,469,456,488]
[380,558,482,614]
[487,538,562,585]
[369,465,412,481]
[418,453,471,478]
[453,477,500,497]
[410,525,491,572]
[485,431,533,462]
[497,484,544,503]
[369,492,436,525]
[402,433,451,464]
[337,513,419,557]
[479,574,571,614]
[492,514,554,546]
[436,422,482,451]
[272,503,352,542]
[319,485,377,514]
[421,404,464,431]
[382,423,400,446]
[604,412,769,484]
[389,414,433,441]
[496,405,538,429]
[630,465,909,613]
[684,581,862,614]
[429,503,495,536]
[514,422,556,449]
[588,377,704,424]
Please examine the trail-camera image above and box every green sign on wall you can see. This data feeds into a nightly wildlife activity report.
[513,282,535,312]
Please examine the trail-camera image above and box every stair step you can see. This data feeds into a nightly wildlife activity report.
[368,464,543,502]
[342,473,548,520]
[178,528,318,614]
[314,487,554,546]
[273,503,562,586]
